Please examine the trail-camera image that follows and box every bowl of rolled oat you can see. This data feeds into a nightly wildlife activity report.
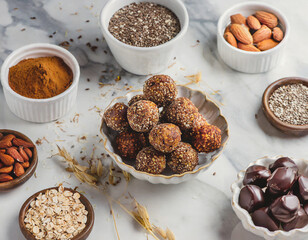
[19,185,94,240]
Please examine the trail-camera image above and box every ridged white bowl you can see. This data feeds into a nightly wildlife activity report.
[217,2,290,73]
[100,86,229,184]
[1,43,80,123]
[231,156,308,240]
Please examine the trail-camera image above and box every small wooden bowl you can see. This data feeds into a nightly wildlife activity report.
[0,129,38,191]
[262,77,308,135]
[19,187,95,240]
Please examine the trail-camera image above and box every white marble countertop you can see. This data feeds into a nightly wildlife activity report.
[0,0,307,239]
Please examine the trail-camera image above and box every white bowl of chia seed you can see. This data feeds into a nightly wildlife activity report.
[100,0,189,75]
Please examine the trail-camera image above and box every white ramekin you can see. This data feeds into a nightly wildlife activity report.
[217,2,290,73]
[100,0,189,75]
[1,43,80,123]
[231,156,308,240]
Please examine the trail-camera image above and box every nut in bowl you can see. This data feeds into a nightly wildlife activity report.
[231,156,308,240]
[100,75,229,184]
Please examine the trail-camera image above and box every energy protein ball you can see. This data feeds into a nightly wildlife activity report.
[168,142,199,174]
[136,147,166,174]
[128,94,147,106]
[192,124,222,153]
[104,102,129,132]
[164,97,199,131]
[149,123,181,153]
[116,131,147,159]
[127,100,159,132]
[143,75,178,107]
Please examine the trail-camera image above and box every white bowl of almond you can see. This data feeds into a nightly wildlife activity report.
[217,2,290,73]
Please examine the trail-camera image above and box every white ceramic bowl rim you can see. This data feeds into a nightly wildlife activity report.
[100,0,189,51]
[218,1,290,55]
[0,43,80,103]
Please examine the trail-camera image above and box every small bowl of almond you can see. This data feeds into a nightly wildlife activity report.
[217,2,289,73]
[0,129,38,191]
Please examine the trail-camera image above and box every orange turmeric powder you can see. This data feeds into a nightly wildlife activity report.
[8,56,73,99]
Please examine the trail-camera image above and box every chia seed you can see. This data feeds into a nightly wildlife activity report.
[108,2,181,47]
[268,83,308,125]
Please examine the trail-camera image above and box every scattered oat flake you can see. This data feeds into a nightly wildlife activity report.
[168,62,176,69]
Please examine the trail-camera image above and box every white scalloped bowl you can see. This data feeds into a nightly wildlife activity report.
[100,86,229,184]
[231,156,308,240]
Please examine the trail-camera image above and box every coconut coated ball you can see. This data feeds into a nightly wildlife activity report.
[127,100,159,132]
[104,102,129,132]
[143,75,178,107]
[192,124,221,153]
[149,123,181,153]
[136,147,166,174]
[116,131,147,159]
[168,142,199,174]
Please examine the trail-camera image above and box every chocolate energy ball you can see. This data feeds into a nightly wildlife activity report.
[164,97,199,131]
[104,102,129,132]
[128,94,147,106]
[149,123,181,153]
[192,124,221,153]
[116,131,146,159]
[168,142,198,174]
[136,147,166,174]
[143,75,178,107]
[127,100,159,132]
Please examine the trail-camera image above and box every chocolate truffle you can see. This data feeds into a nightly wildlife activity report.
[239,185,265,213]
[298,175,308,201]
[267,167,297,195]
[127,100,159,132]
[149,123,181,153]
[269,157,298,173]
[116,131,146,159]
[270,194,300,223]
[104,102,129,132]
[136,147,166,174]
[128,94,147,106]
[243,165,271,188]
[168,142,198,174]
[282,207,308,231]
[192,124,221,153]
[252,207,280,232]
[164,97,199,131]
[143,75,177,107]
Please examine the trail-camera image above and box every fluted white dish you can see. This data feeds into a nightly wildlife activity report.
[100,0,189,75]
[100,86,229,184]
[231,156,308,240]
[217,2,290,73]
[1,43,80,123]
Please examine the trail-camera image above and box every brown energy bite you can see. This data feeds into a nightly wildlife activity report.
[116,131,146,159]
[104,102,129,132]
[192,124,222,153]
[143,75,178,107]
[168,142,199,174]
[136,146,166,174]
[128,94,147,106]
[127,100,159,132]
[164,97,199,131]
[149,123,181,153]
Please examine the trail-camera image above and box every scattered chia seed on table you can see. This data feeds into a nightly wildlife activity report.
[269,83,308,125]
[108,2,181,47]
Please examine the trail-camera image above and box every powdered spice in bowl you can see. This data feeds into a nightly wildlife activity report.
[9,56,73,99]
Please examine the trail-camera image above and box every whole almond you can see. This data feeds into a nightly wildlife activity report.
[257,39,279,51]
[12,138,34,148]
[0,152,15,166]
[253,25,272,43]
[24,148,33,158]
[0,149,5,153]
[238,43,260,52]
[0,134,15,148]
[7,147,24,163]
[224,32,237,47]
[273,27,284,41]
[224,24,231,34]
[0,165,13,174]
[18,147,29,162]
[255,11,278,29]
[230,24,253,45]
[0,174,13,182]
[0,133,3,140]
[247,15,261,30]
[231,14,246,25]
[21,161,30,168]
[14,162,25,177]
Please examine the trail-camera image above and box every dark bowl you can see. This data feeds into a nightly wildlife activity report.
[0,129,38,191]
[262,77,308,135]
[19,187,95,240]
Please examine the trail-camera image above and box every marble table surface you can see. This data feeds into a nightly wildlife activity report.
[0,0,308,239]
